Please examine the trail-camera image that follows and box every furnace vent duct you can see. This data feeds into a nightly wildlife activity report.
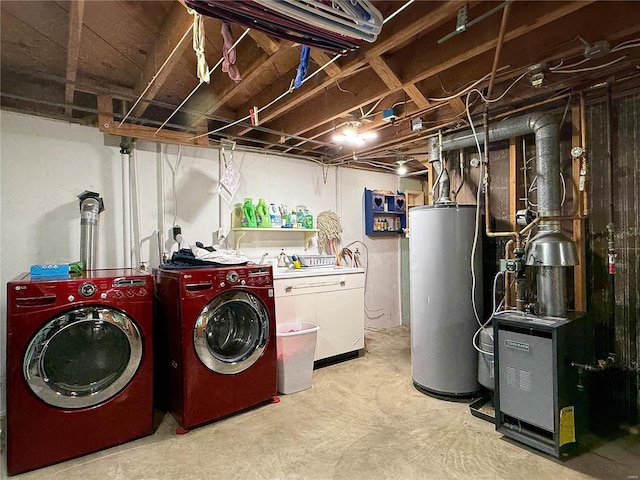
[77,191,105,271]
[439,112,576,316]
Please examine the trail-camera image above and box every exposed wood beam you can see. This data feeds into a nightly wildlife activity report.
[248,29,280,55]
[132,2,193,118]
[240,1,594,140]
[403,84,430,110]
[234,1,462,134]
[309,50,342,78]
[187,46,299,127]
[448,97,466,115]
[368,55,403,89]
[400,1,596,85]
[369,56,432,111]
[263,69,390,139]
[98,95,208,147]
[64,0,85,116]
[571,105,587,311]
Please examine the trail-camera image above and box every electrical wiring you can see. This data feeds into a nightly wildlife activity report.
[360,97,384,120]
[335,79,356,96]
[550,57,589,71]
[552,55,627,74]
[427,66,512,102]
[559,90,573,126]
[468,70,529,105]
[343,240,385,319]
[611,43,640,53]
[164,144,183,227]
[611,37,640,51]
[472,270,507,356]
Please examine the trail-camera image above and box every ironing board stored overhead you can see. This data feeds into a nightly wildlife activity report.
[184,0,383,55]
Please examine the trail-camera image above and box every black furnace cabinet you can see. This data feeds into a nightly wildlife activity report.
[493,311,592,457]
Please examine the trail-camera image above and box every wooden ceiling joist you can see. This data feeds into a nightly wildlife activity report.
[131,2,193,118]
[64,0,85,116]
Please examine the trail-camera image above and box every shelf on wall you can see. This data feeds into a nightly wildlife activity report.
[363,188,406,236]
[232,227,318,250]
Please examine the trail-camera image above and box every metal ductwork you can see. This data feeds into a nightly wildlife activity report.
[78,191,105,271]
[428,136,452,204]
[439,112,577,316]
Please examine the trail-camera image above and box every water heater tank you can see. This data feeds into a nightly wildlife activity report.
[409,204,483,398]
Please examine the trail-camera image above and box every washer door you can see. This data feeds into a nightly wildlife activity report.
[23,306,143,409]
[194,290,269,375]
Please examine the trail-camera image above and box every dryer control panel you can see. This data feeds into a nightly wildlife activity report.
[180,265,273,292]
[10,269,152,308]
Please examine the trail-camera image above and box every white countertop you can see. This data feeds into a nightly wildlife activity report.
[272,266,365,279]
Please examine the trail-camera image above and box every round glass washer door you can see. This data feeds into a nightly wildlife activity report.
[194,290,269,375]
[23,306,143,409]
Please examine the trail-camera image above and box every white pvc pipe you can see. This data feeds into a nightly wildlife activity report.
[121,153,131,268]
[129,146,142,268]
[158,144,166,264]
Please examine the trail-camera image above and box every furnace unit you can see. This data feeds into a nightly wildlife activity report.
[493,311,592,457]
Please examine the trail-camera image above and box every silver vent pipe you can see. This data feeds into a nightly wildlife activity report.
[428,135,452,204]
[439,112,576,316]
[78,192,104,271]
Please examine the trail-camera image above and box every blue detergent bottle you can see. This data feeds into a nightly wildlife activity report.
[243,198,257,228]
[269,203,281,227]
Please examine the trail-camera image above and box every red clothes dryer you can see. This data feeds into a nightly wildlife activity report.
[153,264,277,432]
[6,269,154,475]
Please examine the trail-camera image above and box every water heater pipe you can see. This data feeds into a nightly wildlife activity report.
[428,135,452,204]
[440,112,572,316]
[441,112,562,229]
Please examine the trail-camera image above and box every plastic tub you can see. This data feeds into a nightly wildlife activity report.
[276,322,320,394]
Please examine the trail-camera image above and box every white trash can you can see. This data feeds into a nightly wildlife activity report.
[276,322,320,394]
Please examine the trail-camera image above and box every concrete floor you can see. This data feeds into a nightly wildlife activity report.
[3,325,639,479]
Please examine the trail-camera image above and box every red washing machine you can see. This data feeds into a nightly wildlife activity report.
[153,264,277,432]
[6,269,154,475]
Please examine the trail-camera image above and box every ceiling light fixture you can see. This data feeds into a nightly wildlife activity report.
[396,159,408,175]
[332,121,377,145]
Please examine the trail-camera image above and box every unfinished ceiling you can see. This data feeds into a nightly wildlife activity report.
[2,1,640,174]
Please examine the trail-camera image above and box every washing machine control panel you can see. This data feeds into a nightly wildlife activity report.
[203,267,273,288]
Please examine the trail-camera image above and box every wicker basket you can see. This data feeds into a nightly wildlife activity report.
[297,255,336,267]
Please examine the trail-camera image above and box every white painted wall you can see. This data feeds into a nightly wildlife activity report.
[0,110,404,415]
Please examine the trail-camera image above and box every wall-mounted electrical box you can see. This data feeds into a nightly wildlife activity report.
[382,108,398,123]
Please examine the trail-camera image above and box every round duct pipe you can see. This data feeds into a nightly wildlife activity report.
[78,192,104,271]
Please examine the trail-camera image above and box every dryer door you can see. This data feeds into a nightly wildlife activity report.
[194,290,269,374]
[23,306,143,409]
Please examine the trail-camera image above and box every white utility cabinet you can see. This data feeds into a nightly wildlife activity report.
[273,268,365,362]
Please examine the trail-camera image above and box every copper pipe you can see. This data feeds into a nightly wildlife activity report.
[487,1,512,98]
[484,1,512,238]
[580,91,589,217]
